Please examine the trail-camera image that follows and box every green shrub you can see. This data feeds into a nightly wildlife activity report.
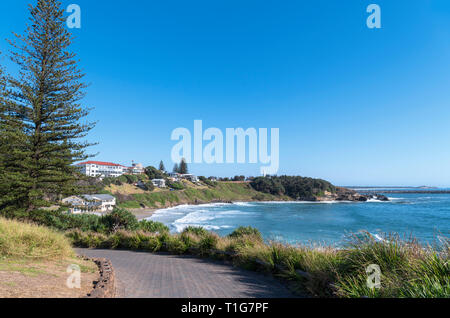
[142,182,155,192]
[139,220,169,233]
[182,226,209,237]
[136,232,161,252]
[161,235,187,254]
[2,209,108,233]
[229,226,263,241]
[167,181,185,190]
[199,176,217,187]
[145,166,166,180]
[101,208,139,232]
[198,234,219,254]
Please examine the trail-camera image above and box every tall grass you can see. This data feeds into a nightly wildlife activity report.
[0,218,74,259]
[66,226,449,298]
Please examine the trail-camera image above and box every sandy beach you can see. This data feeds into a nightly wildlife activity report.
[130,208,158,220]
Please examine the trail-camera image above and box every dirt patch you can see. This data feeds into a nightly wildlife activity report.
[0,257,98,298]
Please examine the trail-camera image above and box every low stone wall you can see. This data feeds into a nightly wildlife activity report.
[83,257,116,298]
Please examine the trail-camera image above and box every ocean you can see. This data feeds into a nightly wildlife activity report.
[148,192,450,247]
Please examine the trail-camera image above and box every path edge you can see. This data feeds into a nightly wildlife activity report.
[81,256,116,298]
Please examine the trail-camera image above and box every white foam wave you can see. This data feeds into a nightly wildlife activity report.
[257,200,354,204]
[152,202,233,216]
[174,211,216,224]
[233,202,255,207]
[173,223,232,233]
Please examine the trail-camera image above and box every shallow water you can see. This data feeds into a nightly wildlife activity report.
[148,193,450,247]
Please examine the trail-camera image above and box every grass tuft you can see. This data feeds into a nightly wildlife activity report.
[0,218,73,260]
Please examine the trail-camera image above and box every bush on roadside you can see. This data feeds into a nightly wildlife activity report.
[101,208,139,232]
[28,209,108,232]
[182,226,209,237]
[228,226,263,242]
[159,234,187,254]
[138,220,169,233]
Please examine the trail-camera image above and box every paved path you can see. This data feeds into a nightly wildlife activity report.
[76,249,296,298]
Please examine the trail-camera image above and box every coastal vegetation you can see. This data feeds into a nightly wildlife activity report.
[0,217,73,259]
[250,176,336,200]
[66,220,450,298]
[113,181,291,209]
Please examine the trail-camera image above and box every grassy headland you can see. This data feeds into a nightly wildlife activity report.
[108,181,292,210]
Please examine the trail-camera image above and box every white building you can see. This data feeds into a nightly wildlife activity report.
[77,161,127,178]
[167,172,181,181]
[128,162,145,175]
[152,179,166,188]
[62,194,116,214]
[180,174,199,183]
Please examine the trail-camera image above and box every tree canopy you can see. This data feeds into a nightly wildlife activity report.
[145,166,166,180]
[179,158,188,174]
[250,176,336,200]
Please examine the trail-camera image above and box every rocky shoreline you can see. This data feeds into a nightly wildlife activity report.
[316,187,389,202]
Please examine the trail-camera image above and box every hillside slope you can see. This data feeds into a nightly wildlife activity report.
[109,182,292,209]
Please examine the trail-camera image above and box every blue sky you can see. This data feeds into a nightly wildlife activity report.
[0,1,450,186]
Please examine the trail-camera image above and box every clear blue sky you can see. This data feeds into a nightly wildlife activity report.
[1,1,449,186]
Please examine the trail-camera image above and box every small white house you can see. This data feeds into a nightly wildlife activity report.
[128,162,145,175]
[167,172,181,181]
[61,196,86,214]
[152,179,166,188]
[180,174,199,183]
[62,194,116,214]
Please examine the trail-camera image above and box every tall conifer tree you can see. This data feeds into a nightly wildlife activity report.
[179,158,188,174]
[4,0,95,211]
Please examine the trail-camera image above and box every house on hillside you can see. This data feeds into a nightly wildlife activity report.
[61,196,86,214]
[127,162,145,175]
[167,172,181,181]
[152,179,166,188]
[180,174,199,183]
[62,194,116,214]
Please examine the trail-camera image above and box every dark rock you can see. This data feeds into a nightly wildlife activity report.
[376,194,389,201]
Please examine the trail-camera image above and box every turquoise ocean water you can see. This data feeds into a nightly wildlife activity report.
[148,192,450,247]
